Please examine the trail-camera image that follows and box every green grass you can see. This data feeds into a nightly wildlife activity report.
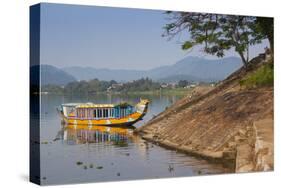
[240,62,273,88]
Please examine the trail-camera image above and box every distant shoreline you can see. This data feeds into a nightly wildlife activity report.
[38,87,195,96]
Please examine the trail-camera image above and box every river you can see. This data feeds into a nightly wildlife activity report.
[39,94,230,185]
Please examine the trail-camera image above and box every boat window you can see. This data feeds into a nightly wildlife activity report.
[115,107,119,118]
[93,109,96,118]
[110,108,113,117]
[103,109,107,118]
[88,109,92,119]
[105,109,107,118]
[98,109,101,118]
[77,109,80,118]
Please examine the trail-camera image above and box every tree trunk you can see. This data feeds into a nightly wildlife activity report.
[238,51,248,68]
[231,33,248,67]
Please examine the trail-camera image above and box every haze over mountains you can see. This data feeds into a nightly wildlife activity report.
[39,56,243,85]
[31,64,77,86]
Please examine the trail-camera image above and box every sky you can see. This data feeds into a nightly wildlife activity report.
[40,3,269,70]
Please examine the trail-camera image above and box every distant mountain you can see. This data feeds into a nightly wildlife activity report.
[62,66,146,82]
[31,65,76,86]
[62,56,243,83]
[150,56,243,82]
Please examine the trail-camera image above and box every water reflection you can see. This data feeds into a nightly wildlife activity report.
[61,124,135,146]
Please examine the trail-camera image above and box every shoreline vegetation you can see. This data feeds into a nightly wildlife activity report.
[40,78,216,96]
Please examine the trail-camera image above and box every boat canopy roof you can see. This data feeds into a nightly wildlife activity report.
[76,103,115,108]
[61,103,81,107]
[62,102,133,109]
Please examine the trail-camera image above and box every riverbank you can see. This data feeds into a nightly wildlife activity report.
[39,87,196,96]
[136,54,273,172]
[123,88,194,95]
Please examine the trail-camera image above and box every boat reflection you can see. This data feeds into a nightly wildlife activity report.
[60,124,136,146]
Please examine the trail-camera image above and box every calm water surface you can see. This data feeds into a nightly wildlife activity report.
[40,94,230,185]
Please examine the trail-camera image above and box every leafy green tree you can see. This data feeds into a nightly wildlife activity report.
[256,17,273,53]
[163,12,270,67]
[114,78,160,93]
[178,80,189,87]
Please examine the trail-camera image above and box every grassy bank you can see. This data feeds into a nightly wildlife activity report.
[240,61,273,88]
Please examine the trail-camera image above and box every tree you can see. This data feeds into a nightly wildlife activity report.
[163,12,269,67]
[178,80,189,87]
[256,17,273,53]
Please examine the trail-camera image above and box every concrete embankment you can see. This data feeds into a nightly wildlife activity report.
[235,119,273,172]
[141,133,236,168]
[137,55,273,172]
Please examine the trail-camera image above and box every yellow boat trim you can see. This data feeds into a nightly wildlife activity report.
[64,112,143,126]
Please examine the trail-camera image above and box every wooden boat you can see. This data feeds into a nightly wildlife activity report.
[57,99,149,126]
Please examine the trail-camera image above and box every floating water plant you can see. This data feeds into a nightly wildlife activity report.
[96,166,103,169]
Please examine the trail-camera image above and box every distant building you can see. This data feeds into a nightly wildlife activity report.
[183,82,199,89]
[160,84,169,88]
[160,83,177,89]
[111,83,123,88]
[107,83,123,92]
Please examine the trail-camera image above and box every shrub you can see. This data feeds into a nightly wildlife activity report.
[240,62,273,88]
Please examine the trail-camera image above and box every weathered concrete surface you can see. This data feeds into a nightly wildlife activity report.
[236,119,273,172]
[138,87,273,171]
[253,119,274,171]
[137,55,273,172]
[235,144,255,172]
